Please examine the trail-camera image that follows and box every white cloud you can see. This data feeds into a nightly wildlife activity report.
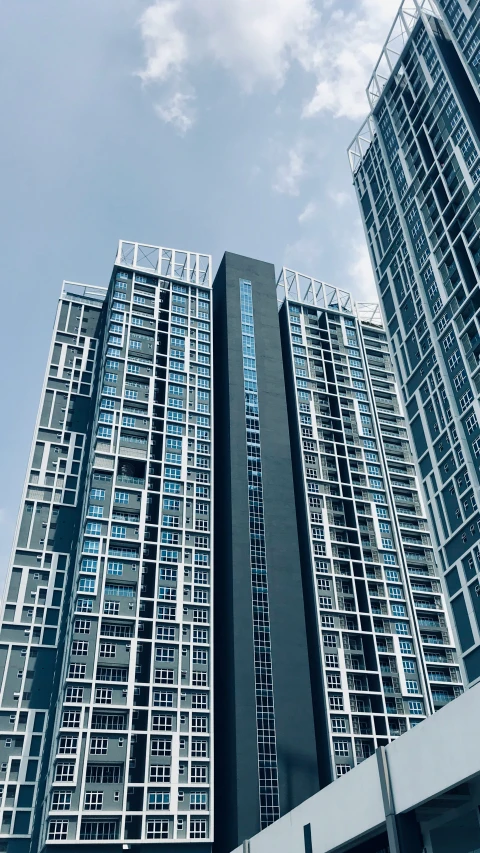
[138,0,401,126]
[138,0,319,130]
[298,201,317,223]
[138,0,317,91]
[328,189,351,208]
[138,1,188,84]
[303,0,400,120]
[154,91,195,133]
[194,0,317,91]
[347,232,377,301]
[273,146,306,196]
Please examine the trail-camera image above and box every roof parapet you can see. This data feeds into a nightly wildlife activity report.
[61,280,108,304]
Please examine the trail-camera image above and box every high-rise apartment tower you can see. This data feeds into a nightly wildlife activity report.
[277,267,461,783]
[0,241,213,852]
[0,239,466,853]
[350,0,480,685]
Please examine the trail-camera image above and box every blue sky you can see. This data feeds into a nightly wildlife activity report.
[0,0,400,586]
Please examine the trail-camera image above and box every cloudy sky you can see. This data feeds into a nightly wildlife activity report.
[0,0,400,585]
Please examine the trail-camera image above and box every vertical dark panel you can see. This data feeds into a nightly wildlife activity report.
[213,254,260,853]
[251,260,320,813]
[213,253,319,852]
[451,593,475,652]
[278,303,333,790]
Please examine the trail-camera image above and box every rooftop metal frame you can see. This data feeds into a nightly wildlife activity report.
[367,0,440,110]
[348,0,440,173]
[355,302,384,327]
[277,268,384,328]
[277,268,354,314]
[115,240,212,287]
[61,280,108,303]
[348,114,377,175]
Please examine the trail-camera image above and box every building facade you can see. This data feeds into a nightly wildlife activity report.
[350,0,480,685]
[0,241,213,851]
[212,253,319,853]
[0,238,467,853]
[277,267,462,783]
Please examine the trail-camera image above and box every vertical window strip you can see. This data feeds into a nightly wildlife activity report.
[239,279,280,828]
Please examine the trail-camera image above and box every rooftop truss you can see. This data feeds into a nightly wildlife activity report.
[348,115,377,175]
[367,0,440,110]
[356,302,384,327]
[348,0,440,175]
[278,268,354,314]
[115,240,212,287]
[61,280,108,303]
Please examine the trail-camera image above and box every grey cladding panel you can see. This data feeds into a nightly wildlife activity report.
[82,307,102,336]
[18,505,33,549]
[40,391,54,428]
[50,508,77,552]
[28,649,57,709]
[30,505,50,550]
[67,395,93,433]
[410,415,428,458]
[7,569,22,602]
[451,593,474,652]
[464,645,480,683]
[51,394,68,431]
[32,443,44,469]
[57,302,69,331]
[66,305,78,334]
[406,396,418,419]
[445,517,480,565]
[468,583,480,634]
[420,453,432,477]
[51,343,62,365]
[445,568,461,596]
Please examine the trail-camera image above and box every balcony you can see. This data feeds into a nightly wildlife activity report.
[414,600,439,610]
[431,692,454,705]
[117,475,145,485]
[421,635,448,645]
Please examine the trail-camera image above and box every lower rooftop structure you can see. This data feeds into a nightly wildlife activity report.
[232,680,480,853]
